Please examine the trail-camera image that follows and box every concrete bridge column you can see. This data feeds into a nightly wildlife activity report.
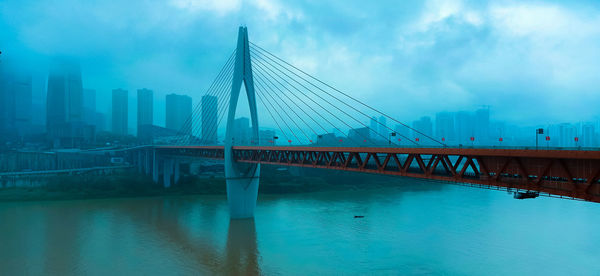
[163,159,174,188]
[174,161,180,185]
[152,149,159,183]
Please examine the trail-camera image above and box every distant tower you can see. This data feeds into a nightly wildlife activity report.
[378,115,387,138]
[47,60,83,127]
[112,89,128,136]
[201,95,218,144]
[137,88,153,142]
[46,59,87,147]
[370,116,378,139]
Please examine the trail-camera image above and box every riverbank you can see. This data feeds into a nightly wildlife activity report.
[0,165,443,201]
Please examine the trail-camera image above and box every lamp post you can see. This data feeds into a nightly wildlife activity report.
[389,132,396,145]
[273,136,278,145]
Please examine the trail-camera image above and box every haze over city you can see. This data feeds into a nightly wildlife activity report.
[2,0,600,134]
[1,1,599,275]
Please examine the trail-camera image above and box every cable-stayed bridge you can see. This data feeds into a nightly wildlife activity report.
[128,27,600,218]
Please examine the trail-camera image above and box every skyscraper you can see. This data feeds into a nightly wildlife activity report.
[370,116,378,140]
[47,60,83,128]
[166,93,192,134]
[435,112,455,143]
[137,88,153,141]
[474,107,490,144]
[112,89,128,136]
[455,111,473,145]
[46,59,93,148]
[378,115,388,138]
[0,62,32,142]
[412,116,433,143]
[201,95,218,144]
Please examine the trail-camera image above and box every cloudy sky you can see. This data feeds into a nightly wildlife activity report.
[1,0,600,129]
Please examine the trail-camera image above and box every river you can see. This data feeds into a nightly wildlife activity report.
[1,180,598,275]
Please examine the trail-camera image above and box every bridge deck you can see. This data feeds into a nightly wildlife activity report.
[154,146,600,203]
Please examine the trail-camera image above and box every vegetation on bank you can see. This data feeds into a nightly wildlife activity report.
[0,165,443,201]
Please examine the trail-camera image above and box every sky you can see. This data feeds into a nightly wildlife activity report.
[1,0,600,129]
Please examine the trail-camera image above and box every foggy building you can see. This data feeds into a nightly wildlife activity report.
[559,123,576,147]
[474,107,490,145]
[201,95,218,144]
[112,89,128,136]
[349,127,371,144]
[394,124,410,144]
[378,116,388,138]
[455,111,474,145]
[259,129,275,145]
[46,59,94,148]
[370,116,378,140]
[137,88,153,142]
[412,116,433,143]
[0,63,32,142]
[233,117,250,145]
[166,93,192,134]
[435,112,455,143]
[581,123,595,147]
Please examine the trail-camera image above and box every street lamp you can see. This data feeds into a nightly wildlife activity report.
[273,136,278,145]
[389,132,396,145]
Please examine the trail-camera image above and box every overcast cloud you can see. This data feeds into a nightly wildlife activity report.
[1,0,599,128]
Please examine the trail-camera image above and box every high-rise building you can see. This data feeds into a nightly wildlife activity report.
[474,107,490,144]
[581,123,595,147]
[233,117,250,145]
[412,116,433,143]
[166,93,192,134]
[558,123,576,147]
[455,111,473,145]
[137,88,153,141]
[435,112,455,143]
[0,63,32,142]
[47,60,83,128]
[370,116,378,140]
[46,59,93,148]
[378,116,388,138]
[112,89,128,136]
[201,95,218,144]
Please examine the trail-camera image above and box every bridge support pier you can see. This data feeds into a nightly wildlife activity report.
[225,164,260,219]
[174,161,180,185]
[224,27,261,219]
[152,149,159,183]
[163,159,173,188]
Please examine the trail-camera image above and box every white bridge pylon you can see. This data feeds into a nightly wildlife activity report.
[224,26,261,219]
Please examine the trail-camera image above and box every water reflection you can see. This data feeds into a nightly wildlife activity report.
[224,219,260,275]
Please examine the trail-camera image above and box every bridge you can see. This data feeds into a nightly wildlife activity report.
[128,27,600,218]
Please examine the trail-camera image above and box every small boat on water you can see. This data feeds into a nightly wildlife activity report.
[513,191,539,199]
[354,215,364,218]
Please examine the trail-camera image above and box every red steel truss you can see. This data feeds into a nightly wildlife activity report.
[157,146,600,203]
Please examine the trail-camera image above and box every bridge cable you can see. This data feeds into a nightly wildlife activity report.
[251,61,331,136]
[250,43,441,146]
[254,90,290,143]
[252,67,317,142]
[251,51,390,146]
[189,58,237,144]
[176,49,235,144]
[175,50,236,144]
[253,80,301,143]
[252,60,361,144]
